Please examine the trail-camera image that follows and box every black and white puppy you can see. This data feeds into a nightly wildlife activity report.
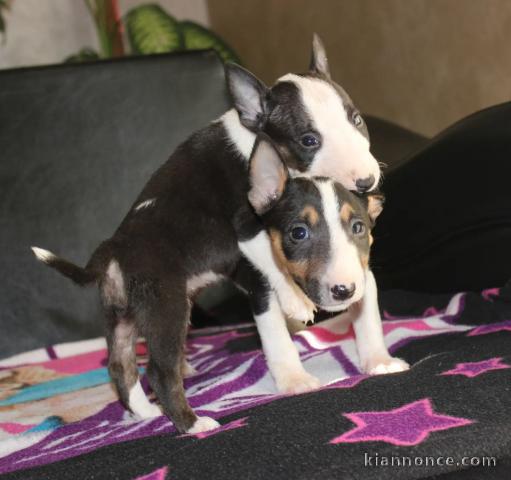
[32,135,388,434]
[225,35,382,326]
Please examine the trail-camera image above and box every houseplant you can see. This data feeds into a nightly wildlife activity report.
[68,1,240,64]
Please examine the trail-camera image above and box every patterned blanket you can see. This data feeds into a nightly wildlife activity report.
[1,283,511,479]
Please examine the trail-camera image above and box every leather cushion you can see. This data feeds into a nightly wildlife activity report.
[0,51,230,357]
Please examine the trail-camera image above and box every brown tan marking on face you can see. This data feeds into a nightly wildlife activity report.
[369,233,374,246]
[269,228,287,271]
[269,228,308,281]
[288,259,309,281]
[300,205,319,226]
[360,253,369,269]
[340,202,354,223]
[268,229,318,315]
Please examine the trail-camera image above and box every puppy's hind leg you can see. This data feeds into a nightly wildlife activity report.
[144,283,219,434]
[103,260,161,419]
[107,318,162,419]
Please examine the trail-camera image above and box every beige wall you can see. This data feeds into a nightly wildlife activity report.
[209,0,511,136]
[0,0,209,70]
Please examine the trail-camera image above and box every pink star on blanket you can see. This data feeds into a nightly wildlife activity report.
[468,321,511,336]
[330,398,472,446]
[481,287,500,301]
[440,357,510,378]
[135,466,168,480]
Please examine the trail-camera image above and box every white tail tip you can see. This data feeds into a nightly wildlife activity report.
[31,246,56,264]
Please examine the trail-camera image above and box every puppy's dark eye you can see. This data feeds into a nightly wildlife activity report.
[300,134,320,148]
[290,224,310,242]
[352,221,366,236]
[352,112,363,127]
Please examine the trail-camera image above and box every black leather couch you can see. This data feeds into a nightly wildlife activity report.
[0,50,427,358]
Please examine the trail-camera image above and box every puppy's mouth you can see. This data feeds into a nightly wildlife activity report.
[317,303,350,313]
[317,292,363,312]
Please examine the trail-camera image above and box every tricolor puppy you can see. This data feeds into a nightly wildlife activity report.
[31,136,396,435]
[244,139,408,381]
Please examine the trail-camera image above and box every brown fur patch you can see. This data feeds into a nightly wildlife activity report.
[360,253,370,269]
[340,203,354,223]
[269,229,287,271]
[288,260,309,281]
[300,205,319,226]
[269,229,308,282]
[268,228,317,315]
[369,233,374,246]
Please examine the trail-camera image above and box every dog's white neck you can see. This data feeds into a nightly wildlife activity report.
[220,109,256,160]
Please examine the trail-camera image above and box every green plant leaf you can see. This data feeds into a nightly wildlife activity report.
[179,21,241,64]
[64,48,101,63]
[125,4,182,55]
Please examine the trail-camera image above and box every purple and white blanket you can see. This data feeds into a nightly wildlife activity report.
[1,285,511,479]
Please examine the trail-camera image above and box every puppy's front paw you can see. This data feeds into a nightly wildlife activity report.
[187,416,220,434]
[274,368,321,394]
[362,355,409,375]
[278,283,316,324]
[137,402,162,419]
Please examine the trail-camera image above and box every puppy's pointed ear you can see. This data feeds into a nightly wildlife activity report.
[248,134,289,215]
[309,33,330,78]
[225,63,269,130]
[366,193,385,223]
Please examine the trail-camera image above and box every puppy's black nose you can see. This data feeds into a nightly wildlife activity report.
[331,283,356,301]
[355,175,375,193]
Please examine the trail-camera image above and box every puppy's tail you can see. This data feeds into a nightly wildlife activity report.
[31,246,98,286]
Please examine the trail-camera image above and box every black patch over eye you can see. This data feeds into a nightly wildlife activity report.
[290,224,310,242]
[352,111,363,127]
[352,220,366,236]
[300,134,320,148]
